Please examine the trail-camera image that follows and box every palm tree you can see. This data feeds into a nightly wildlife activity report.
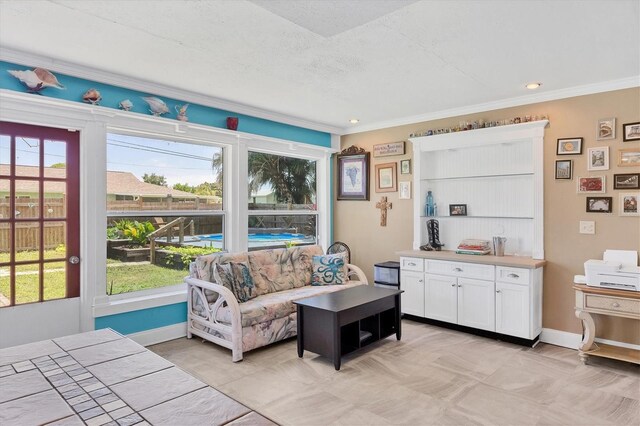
[212,151,316,206]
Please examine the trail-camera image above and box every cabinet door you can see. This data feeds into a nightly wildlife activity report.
[496,281,530,338]
[457,278,495,331]
[424,274,457,323]
[401,271,424,316]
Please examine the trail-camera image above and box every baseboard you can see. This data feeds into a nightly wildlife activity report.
[540,328,640,351]
[127,322,187,347]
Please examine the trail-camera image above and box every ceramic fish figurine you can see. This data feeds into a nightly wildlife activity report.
[118,99,133,111]
[142,96,169,116]
[175,103,189,122]
[82,88,101,105]
[7,67,65,94]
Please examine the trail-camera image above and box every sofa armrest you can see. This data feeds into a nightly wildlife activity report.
[185,277,241,328]
[346,264,368,284]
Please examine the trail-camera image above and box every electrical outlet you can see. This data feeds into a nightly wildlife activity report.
[579,221,595,235]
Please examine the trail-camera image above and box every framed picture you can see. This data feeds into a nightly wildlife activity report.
[619,193,639,216]
[400,159,411,175]
[613,173,640,190]
[375,162,397,193]
[337,152,370,200]
[449,204,467,216]
[555,160,573,180]
[618,148,640,167]
[557,138,583,155]
[577,176,606,193]
[586,197,612,213]
[587,146,609,171]
[399,181,411,199]
[623,122,640,142]
[597,117,616,140]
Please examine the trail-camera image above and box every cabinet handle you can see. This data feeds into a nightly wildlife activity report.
[457,284,462,287]
[408,262,416,266]
[418,279,423,283]
[496,290,501,293]
[507,273,520,278]
[451,283,456,287]
[612,302,620,308]
[453,267,463,272]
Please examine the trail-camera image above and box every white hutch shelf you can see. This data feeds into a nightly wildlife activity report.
[409,120,548,259]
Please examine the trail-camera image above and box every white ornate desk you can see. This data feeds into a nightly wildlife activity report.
[574,284,640,365]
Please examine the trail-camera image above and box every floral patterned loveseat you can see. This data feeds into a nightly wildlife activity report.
[185,245,368,361]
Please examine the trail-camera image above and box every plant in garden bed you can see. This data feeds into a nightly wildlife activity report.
[122,221,155,247]
[160,245,221,270]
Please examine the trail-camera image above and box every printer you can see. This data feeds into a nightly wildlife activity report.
[580,250,640,292]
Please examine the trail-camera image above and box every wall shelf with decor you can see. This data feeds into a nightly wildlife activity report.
[409,120,548,259]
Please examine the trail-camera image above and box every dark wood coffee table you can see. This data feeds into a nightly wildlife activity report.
[294,285,402,370]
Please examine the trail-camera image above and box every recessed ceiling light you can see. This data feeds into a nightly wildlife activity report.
[526,82,542,90]
[349,119,359,124]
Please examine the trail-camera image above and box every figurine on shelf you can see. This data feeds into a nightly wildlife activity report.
[420,219,444,251]
[175,103,189,122]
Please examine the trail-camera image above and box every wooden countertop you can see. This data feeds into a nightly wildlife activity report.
[396,250,546,269]
[573,284,640,299]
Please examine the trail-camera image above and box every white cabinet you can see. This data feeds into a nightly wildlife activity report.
[496,281,530,338]
[401,270,425,317]
[400,256,542,341]
[457,278,495,332]
[424,274,457,323]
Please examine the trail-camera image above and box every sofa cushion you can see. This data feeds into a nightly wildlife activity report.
[192,251,249,283]
[229,261,256,302]
[311,252,348,286]
[214,281,365,327]
[248,245,323,296]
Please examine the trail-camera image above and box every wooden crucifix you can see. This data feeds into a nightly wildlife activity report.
[376,196,392,226]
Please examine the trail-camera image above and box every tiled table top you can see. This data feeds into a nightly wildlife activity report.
[0,329,276,426]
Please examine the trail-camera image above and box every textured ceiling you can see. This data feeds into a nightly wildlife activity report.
[0,0,638,133]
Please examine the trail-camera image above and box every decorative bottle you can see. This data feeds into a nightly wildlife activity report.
[425,190,435,217]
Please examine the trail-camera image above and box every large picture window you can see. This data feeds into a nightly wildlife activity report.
[246,151,317,250]
[106,134,224,295]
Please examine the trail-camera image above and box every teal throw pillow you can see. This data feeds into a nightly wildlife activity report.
[311,253,347,286]
[229,261,256,303]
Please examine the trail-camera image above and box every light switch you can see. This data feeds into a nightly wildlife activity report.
[579,221,595,235]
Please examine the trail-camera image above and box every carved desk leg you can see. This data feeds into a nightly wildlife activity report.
[575,309,595,364]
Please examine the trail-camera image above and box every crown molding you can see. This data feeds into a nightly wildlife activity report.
[0,46,343,135]
[343,76,640,135]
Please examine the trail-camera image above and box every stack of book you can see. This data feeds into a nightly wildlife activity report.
[456,239,491,255]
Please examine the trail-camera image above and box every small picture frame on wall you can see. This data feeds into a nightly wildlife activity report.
[597,117,616,140]
[618,148,640,167]
[555,160,572,180]
[586,197,612,213]
[619,192,639,216]
[613,173,640,190]
[623,122,640,142]
[557,138,583,155]
[587,146,609,171]
[449,204,467,216]
[400,159,411,175]
[577,176,606,193]
[399,181,411,199]
[375,162,397,193]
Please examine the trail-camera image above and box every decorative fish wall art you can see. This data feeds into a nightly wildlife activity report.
[7,67,64,94]
[142,96,169,116]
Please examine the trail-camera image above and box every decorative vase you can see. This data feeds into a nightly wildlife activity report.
[226,117,239,131]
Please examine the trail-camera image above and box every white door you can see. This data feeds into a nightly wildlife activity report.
[424,273,457,323]
[401,271,424,316]
[496,281,530,338]
[457,278,495,331]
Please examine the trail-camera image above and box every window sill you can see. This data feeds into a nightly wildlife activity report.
[93,283,187,318]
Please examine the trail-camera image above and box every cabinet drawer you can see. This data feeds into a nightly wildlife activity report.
[400,257,424,272]
[496,266,530,285]
[585,294,640,317]
[425,260,494,280]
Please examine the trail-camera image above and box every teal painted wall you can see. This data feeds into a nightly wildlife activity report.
[0,61,331,147]
[95,303,187,335]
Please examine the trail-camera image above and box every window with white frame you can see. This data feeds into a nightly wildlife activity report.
[246,151,317,251]
[105,133,224,295]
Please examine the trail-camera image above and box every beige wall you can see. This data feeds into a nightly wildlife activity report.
[335,88,640,344]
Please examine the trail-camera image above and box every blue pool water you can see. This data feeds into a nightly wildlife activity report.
[199,233,309,242]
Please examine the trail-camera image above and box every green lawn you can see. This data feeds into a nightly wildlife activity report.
[1,251,187,304]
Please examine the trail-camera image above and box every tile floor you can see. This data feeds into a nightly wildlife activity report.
[150,319,640,425]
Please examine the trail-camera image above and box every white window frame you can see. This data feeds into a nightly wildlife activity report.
[0,91,335,326]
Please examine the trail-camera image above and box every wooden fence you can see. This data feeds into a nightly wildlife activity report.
[1,198,66,252]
